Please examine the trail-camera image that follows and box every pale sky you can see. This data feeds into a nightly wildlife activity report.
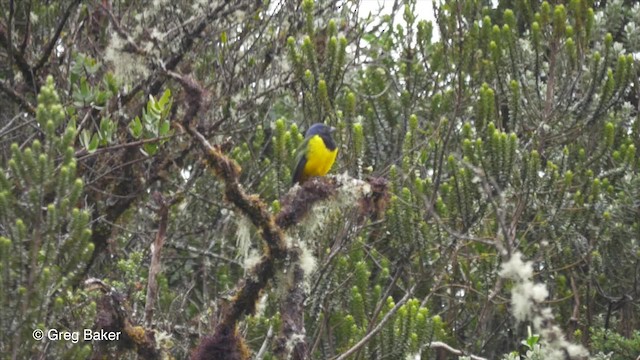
[359,0,435,25]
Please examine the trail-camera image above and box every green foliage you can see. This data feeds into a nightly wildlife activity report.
[288,0,348,125]
[590,329,640,360]
[128,89,173,156]
[0,77,95,358]
[345,0,640,357]
[302,246,444,359]
[70,53,119,153]
[231,0,362,195]
[2,0,640,358]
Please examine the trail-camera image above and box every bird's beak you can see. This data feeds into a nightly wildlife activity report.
[329,126,337,133]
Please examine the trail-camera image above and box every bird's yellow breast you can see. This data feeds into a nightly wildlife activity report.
[304,135,338,178]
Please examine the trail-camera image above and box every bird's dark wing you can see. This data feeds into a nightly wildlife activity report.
[291,143,309,185]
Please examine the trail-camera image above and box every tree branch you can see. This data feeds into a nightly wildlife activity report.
[143,192,170,328]
[428,341,489,360]
[170,69,392,359]
[274,260,308,360]
[33,0,82,71]
[0,80,36,115]
[0,22,37,90]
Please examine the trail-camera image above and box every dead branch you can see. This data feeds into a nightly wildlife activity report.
[169,70,284,358]
[144,192,170,328]
[428,341,489,360]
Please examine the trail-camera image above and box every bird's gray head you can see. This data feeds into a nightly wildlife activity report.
[306,123,336,137]
[305,123,337,149]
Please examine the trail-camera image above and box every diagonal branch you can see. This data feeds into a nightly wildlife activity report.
[427,342,489,360]
[0,80,36,115]
[0,23,36,89]
[33,0,82,71]
[334,285,416,360]
[171,69,288,360]
[144,192,170,328]
[168,69,286,326]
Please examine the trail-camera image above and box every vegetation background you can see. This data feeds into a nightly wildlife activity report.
[1,0,639,359]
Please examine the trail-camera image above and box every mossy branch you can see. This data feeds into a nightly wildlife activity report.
[167,70,391,359]
[167,71,285,333]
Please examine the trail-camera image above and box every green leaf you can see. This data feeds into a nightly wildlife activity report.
[143,142,158,156]
[80,129,91,149]
[88,134,99,153]
[159,121,171,136]
[148,95,161,116]
[72,77,95,106]
[159,89,171,106]
[104,72,119,95]
[95,90,110,107]
[99,117,114,145]
[129,116,143,138]
[362,33,377,44]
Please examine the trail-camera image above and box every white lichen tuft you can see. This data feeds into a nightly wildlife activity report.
[150,29,165,41]
[143,41,155,54]
[231,9,246,22]
[335,172,372,201]
[565,344,589,358]
[104,35,150,84]
[530,283,549,303]
[302,203,331,240]
[500,253,548,322]
[154,330,173,349]
[243,249,262,273]
[152,0,169,7]
[499,252,533,280]
[191,0,220,14]
[30,12,39,24]
[510,286,534,322]
[500,251,589,359]
[254,293,268,317]
[298,241,317,280]
[235,215,252,261]
[296,174,372,243]
[285,333,307,353]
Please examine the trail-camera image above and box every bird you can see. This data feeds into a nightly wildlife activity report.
[291,123,338,185]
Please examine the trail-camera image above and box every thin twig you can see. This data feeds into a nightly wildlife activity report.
[75,135,174,160]
[428,341,489,360]
[333,285,416,360]
[144,192,170,328]
[255,325,274,360]
[0,113,31,138]
[0,80,36,115]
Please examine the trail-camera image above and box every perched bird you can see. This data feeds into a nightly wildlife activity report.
[291,123,338,185]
